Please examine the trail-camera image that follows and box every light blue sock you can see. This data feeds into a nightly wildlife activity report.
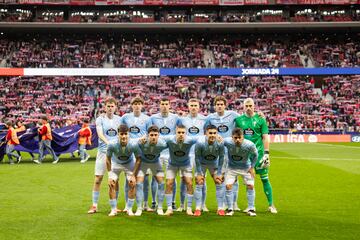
[202,182,207,207]
[172,179,177,204]
[109,199,117,210]
[247,189,255,210]
[165,194,173,209]
[187,194,193,209]
[125,181,129,203]
[180,180,186,206]
[151,176,158,205]
[126,198,135,210]
[143,175,149,205]
[225,189,234,211]
[136,183,144,210]
[157,182,165,209]
[92,191,100,206]
[216,184,225,209]
[195,185,203,209]
[233,181,239,206]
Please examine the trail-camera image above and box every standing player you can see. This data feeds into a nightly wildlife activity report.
[106,125,141,217]
[235,98,277,214]
[224,128,258,216]
[121,97,153,211]
[194,125,225,216]
[136,125,168,216]
[15,120,35,162]
[147,97,181,210]
[163,124,197,216]
[179,98,208,212]
[88,97,122,214]
[35,116,58,164]
[205,96,241,211]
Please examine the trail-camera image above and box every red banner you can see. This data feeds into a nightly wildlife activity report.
[119,0,143,3]
[270,134,351,143]
[276,0,297,3]
[193,0,219,4]
[69,0,94,4]
[297,0,350,3]
[165,0,193,4]
[244,0,268,4]
[220,0,244,5]
[144,0,163,4]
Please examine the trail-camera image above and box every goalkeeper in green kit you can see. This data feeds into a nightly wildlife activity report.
[234,98,277,214]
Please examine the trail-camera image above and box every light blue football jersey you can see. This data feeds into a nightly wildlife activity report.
[137,138,168,164]
[147,113,180,136]
[96,114,122,153]
[106,140,140,165]
[223,138,258,170]
[180,114,207,137]
[194,136,225,175]
[121,112,149,138]
[163,136,197,167]
[205,110,239,138]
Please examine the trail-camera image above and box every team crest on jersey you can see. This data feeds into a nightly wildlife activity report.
[204,155,217,161]
[106,128,117,137]
[231,155,243,161]
[189,126,200,134]
[130,126,140,133]
[218,125,229,133]
[244,128,254,136]
[145,154,156,160]
[160,127,171,135]
[174,151,186,157]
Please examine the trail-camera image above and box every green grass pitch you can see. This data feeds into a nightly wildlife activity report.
[1,143,359,240]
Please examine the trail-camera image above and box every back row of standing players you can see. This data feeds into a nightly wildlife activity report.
[88,96,277,217]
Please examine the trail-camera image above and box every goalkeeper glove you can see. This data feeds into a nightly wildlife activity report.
[260,150,270,168]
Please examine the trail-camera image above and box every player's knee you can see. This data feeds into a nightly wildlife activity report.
[247,184,254,190]
[226,184,232,190]
[108,180,116,189]
[95,177,103,185]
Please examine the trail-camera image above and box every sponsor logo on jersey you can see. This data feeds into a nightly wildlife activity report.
[174,151,186,157]
[130,126,140,133]
[106,128,117,137]
[217,125,229,133]
[160,127,171,135]
[118,155,130,161]
[204,155,217,161]
[231,155,243,161]
[145,154,156,160]
[188,126,200,134]
[244,128,254,136]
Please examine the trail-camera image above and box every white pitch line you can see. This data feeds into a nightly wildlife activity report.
[314,143,360,150]
[275,156,360,161]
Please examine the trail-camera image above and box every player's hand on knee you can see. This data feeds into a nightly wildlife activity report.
[139,136,147,145]
[128,176,136,186]
[216,135,223,143]
[248,167,255,178]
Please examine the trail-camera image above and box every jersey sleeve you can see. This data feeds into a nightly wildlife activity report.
[217,143,225,175]
[249,144,258,168]
[106,143,114,158]
[260,117,269,135]
[194,143,203,175]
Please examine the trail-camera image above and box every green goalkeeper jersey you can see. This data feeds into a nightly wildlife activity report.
[234,113,269,156]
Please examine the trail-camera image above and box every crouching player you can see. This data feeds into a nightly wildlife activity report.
[106,125,141,217]
[194,125,225,216]
[224,128,258,217]
[164,125,197,216]
[136,125,168,216]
